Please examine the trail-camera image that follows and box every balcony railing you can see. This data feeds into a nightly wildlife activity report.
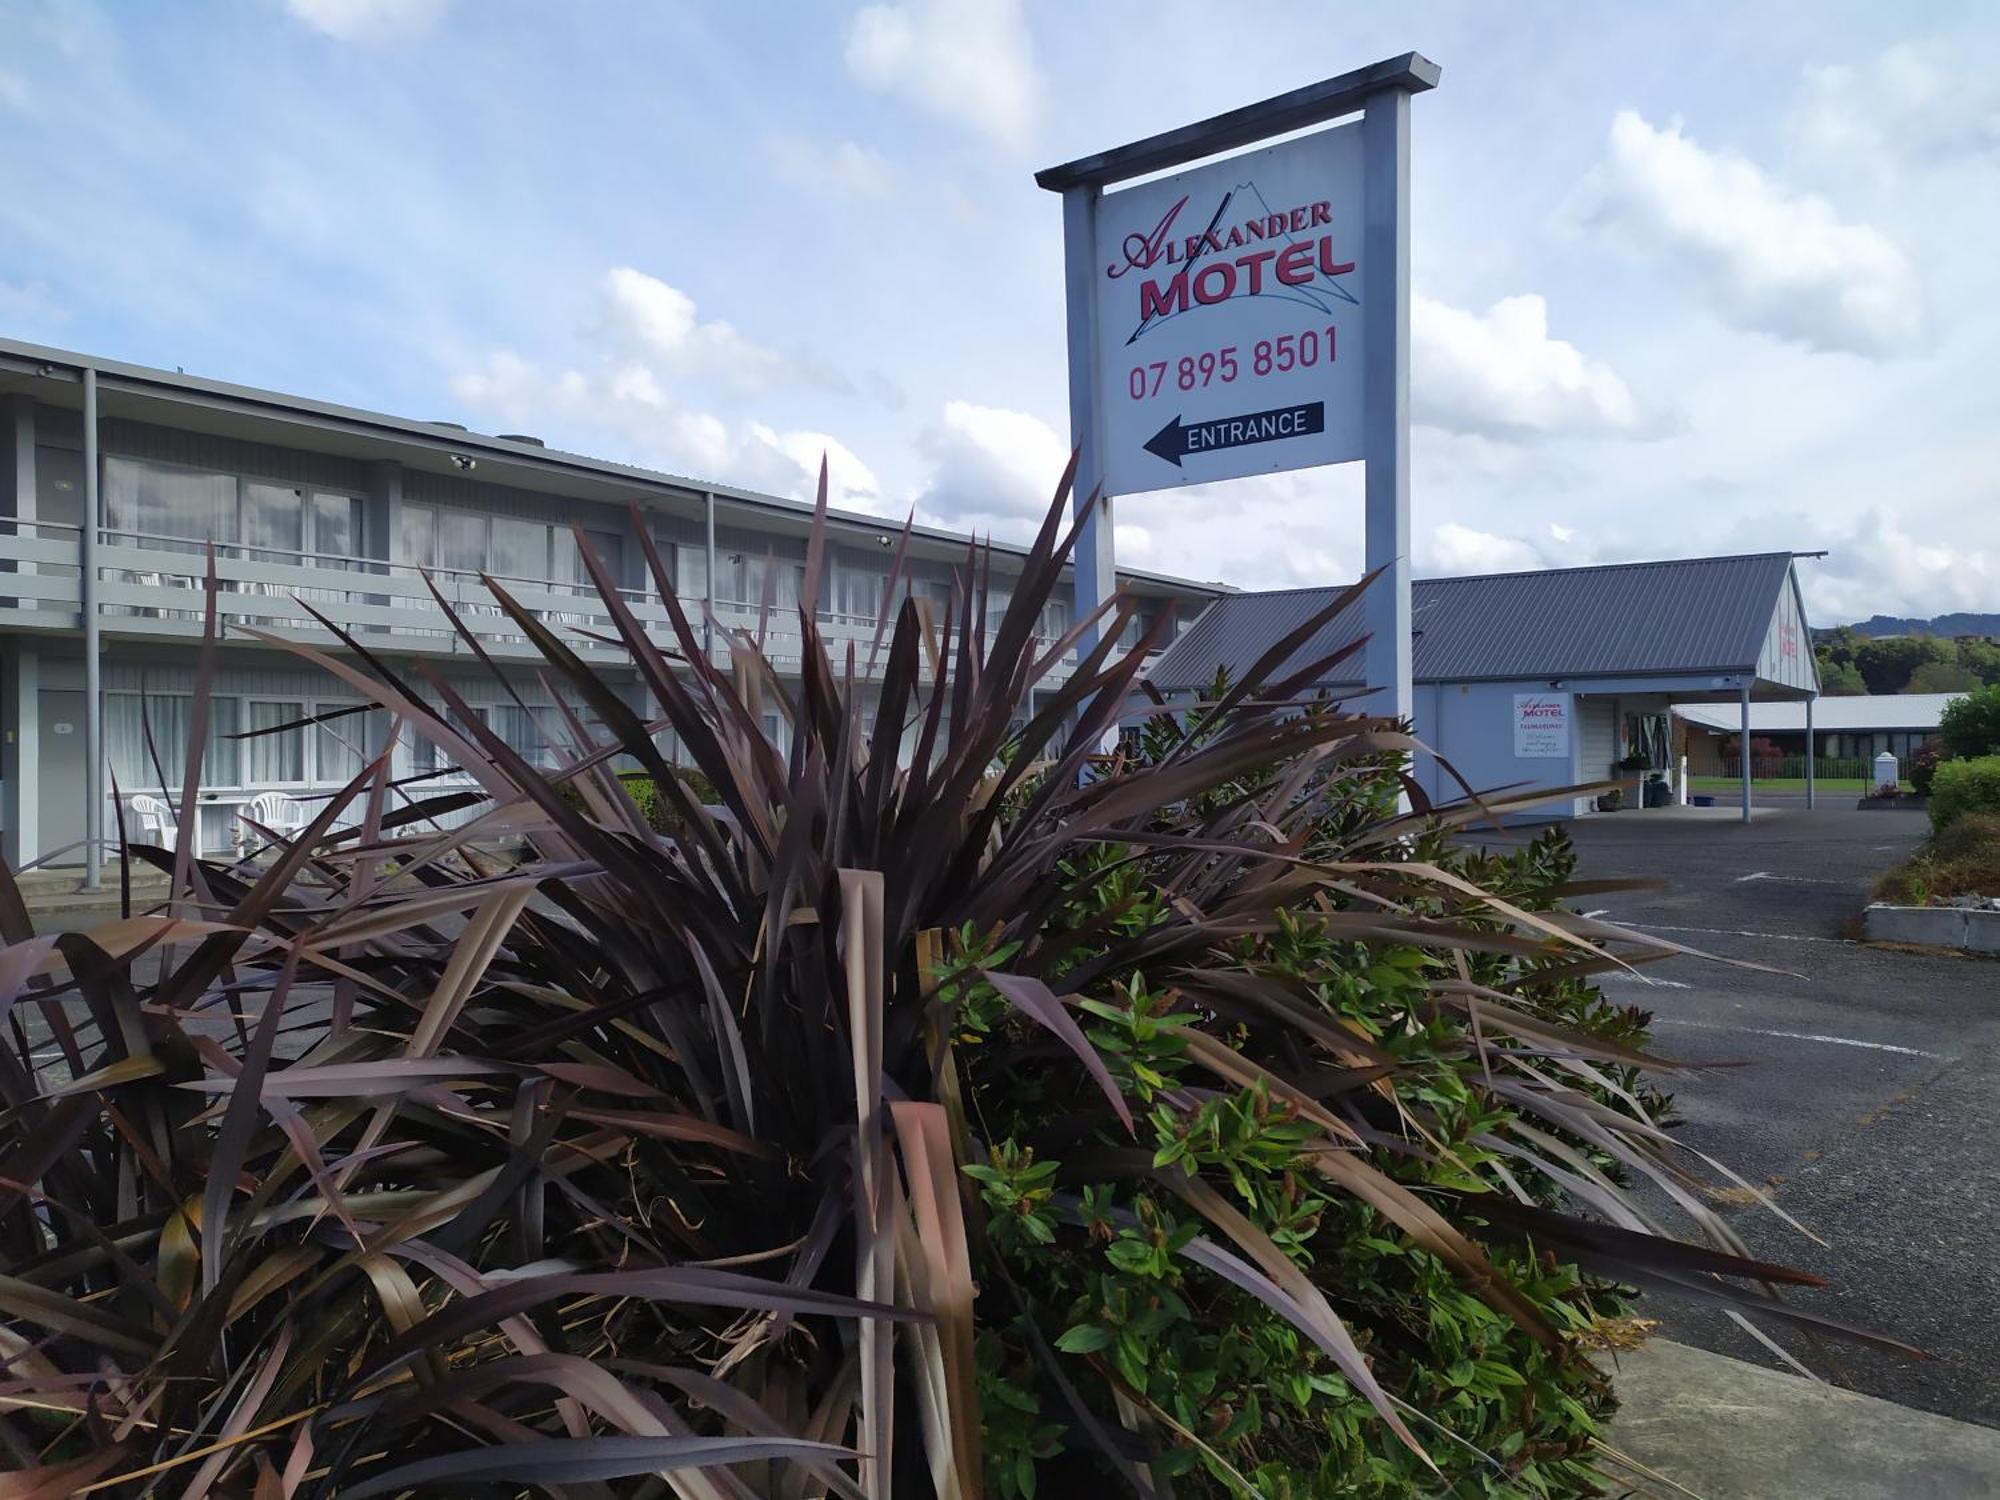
[0,521,1103,680]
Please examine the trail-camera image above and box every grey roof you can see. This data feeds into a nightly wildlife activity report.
[1149,552,1801,691]
[1675,693,1964,734]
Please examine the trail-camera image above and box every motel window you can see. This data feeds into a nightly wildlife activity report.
[105,458,237,549]
[673,543,709,602]
[411,706,490,778]
[313,494,363,565]
[490,517,549,582]
[553,527,623,596]
[494,704,562,768]
[438,511,488,575]
[106,693,240,792]
[985,588,1013,635]
[242,483,306,562]
[720,553,804,611]
[314,703,384,784]
[835,568,883,623]
[1037,598,1072,644]
[245,701,308,785]
[398,504,437,570]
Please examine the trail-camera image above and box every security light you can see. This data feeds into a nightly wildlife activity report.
[449,454,477,471]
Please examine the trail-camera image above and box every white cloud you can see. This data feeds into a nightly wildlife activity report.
[911,400,1072,532]
[1786,511,2000,624]
[283,0,452,43]
[450,350,875,512]
[844,0,1039,149]
[1413,293,1655,440]
[1788,44,2000,183]
[750,425,885,512]
[1422,521,1595,577]
[768,134,896,198]
[598,267,798,397]
[0,69,31,112]
[1567,110,1925,357]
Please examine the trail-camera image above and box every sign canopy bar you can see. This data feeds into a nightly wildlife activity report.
[1035,52,1440,193]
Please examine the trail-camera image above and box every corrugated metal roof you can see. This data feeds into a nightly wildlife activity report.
[1674,693,1965,734]
[1148,552,1801,691]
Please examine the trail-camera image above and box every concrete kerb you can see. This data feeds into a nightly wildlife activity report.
[1863,903,2000,955]
[1603,1340,2000,1499]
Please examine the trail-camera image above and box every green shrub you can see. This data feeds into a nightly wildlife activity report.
[1939,684,2000,759]
[1873,811,2000,903]
[1909,742,1945,796]
[1929,755,2000,832]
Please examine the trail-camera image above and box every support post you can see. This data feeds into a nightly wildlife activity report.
[1805,695,1816,810]
[1739,682,1752,825]
[1362,86,1414,732]
[703,490,717,658]
[1061,183,1113,662]
[82,367,102,889]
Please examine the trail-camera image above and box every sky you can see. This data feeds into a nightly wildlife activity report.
[2,0,1998,624]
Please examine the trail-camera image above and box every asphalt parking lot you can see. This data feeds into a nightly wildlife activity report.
[1470,800,1999,1428]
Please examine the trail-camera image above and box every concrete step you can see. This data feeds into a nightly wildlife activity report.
[1604,1340,2000,1498]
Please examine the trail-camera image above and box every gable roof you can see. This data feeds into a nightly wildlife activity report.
[1149,552,1804,692]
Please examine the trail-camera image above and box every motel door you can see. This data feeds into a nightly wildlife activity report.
[37,690,87,864]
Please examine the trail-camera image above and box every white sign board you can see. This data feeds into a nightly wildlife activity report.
[1092,122,1367,496]
[1513,694,1571,759]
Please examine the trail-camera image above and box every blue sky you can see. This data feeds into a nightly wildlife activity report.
[3,0,1997,621]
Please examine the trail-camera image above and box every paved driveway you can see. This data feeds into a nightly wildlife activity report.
[1469,802,2000,1427]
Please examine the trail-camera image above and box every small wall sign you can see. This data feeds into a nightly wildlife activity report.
[1512,694,1570,758]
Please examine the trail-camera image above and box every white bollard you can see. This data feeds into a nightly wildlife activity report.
[1873,751,1899,790]
[1678,754,1688,806]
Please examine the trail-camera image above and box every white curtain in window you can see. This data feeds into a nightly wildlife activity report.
[107,695,239,792]
[494,704,560,768]
[246,701,306,784]
[490,518,548,582]
[104,459,237,549]
[314,704,382,783]
[674,543,709,603]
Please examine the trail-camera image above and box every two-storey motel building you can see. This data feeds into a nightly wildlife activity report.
[0,338,1223,880]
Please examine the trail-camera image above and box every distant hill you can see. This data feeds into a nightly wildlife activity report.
[1830,613,2000,640]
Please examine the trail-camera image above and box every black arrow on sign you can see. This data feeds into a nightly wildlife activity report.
[1143,401,1327,468]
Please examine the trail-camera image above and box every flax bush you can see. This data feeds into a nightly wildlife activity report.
[0,468,1899,1498]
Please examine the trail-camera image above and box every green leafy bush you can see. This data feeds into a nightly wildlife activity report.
[1909,742,1945,796]
[0,472,1896,1498]
[1929,754,2000,832]
[1939,683,2000,759]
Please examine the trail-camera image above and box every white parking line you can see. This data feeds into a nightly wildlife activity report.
[1733,871,1849,886]
[1651,1016,1939,1058]
[1599,972,1693,990]
[1612,920,1848,945]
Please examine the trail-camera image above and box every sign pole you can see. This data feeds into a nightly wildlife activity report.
[1361,85,1413,729]
[1061,182,1115,661]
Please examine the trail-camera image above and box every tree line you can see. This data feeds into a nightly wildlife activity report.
[1814,627,2000,695]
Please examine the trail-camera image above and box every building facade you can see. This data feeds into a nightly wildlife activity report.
[1144,552,1822,820]
[1675,692,1965,778]
[0,338,1222,873]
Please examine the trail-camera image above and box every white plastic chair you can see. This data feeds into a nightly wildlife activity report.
[237,790,308,852]
[127,793,180,850]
